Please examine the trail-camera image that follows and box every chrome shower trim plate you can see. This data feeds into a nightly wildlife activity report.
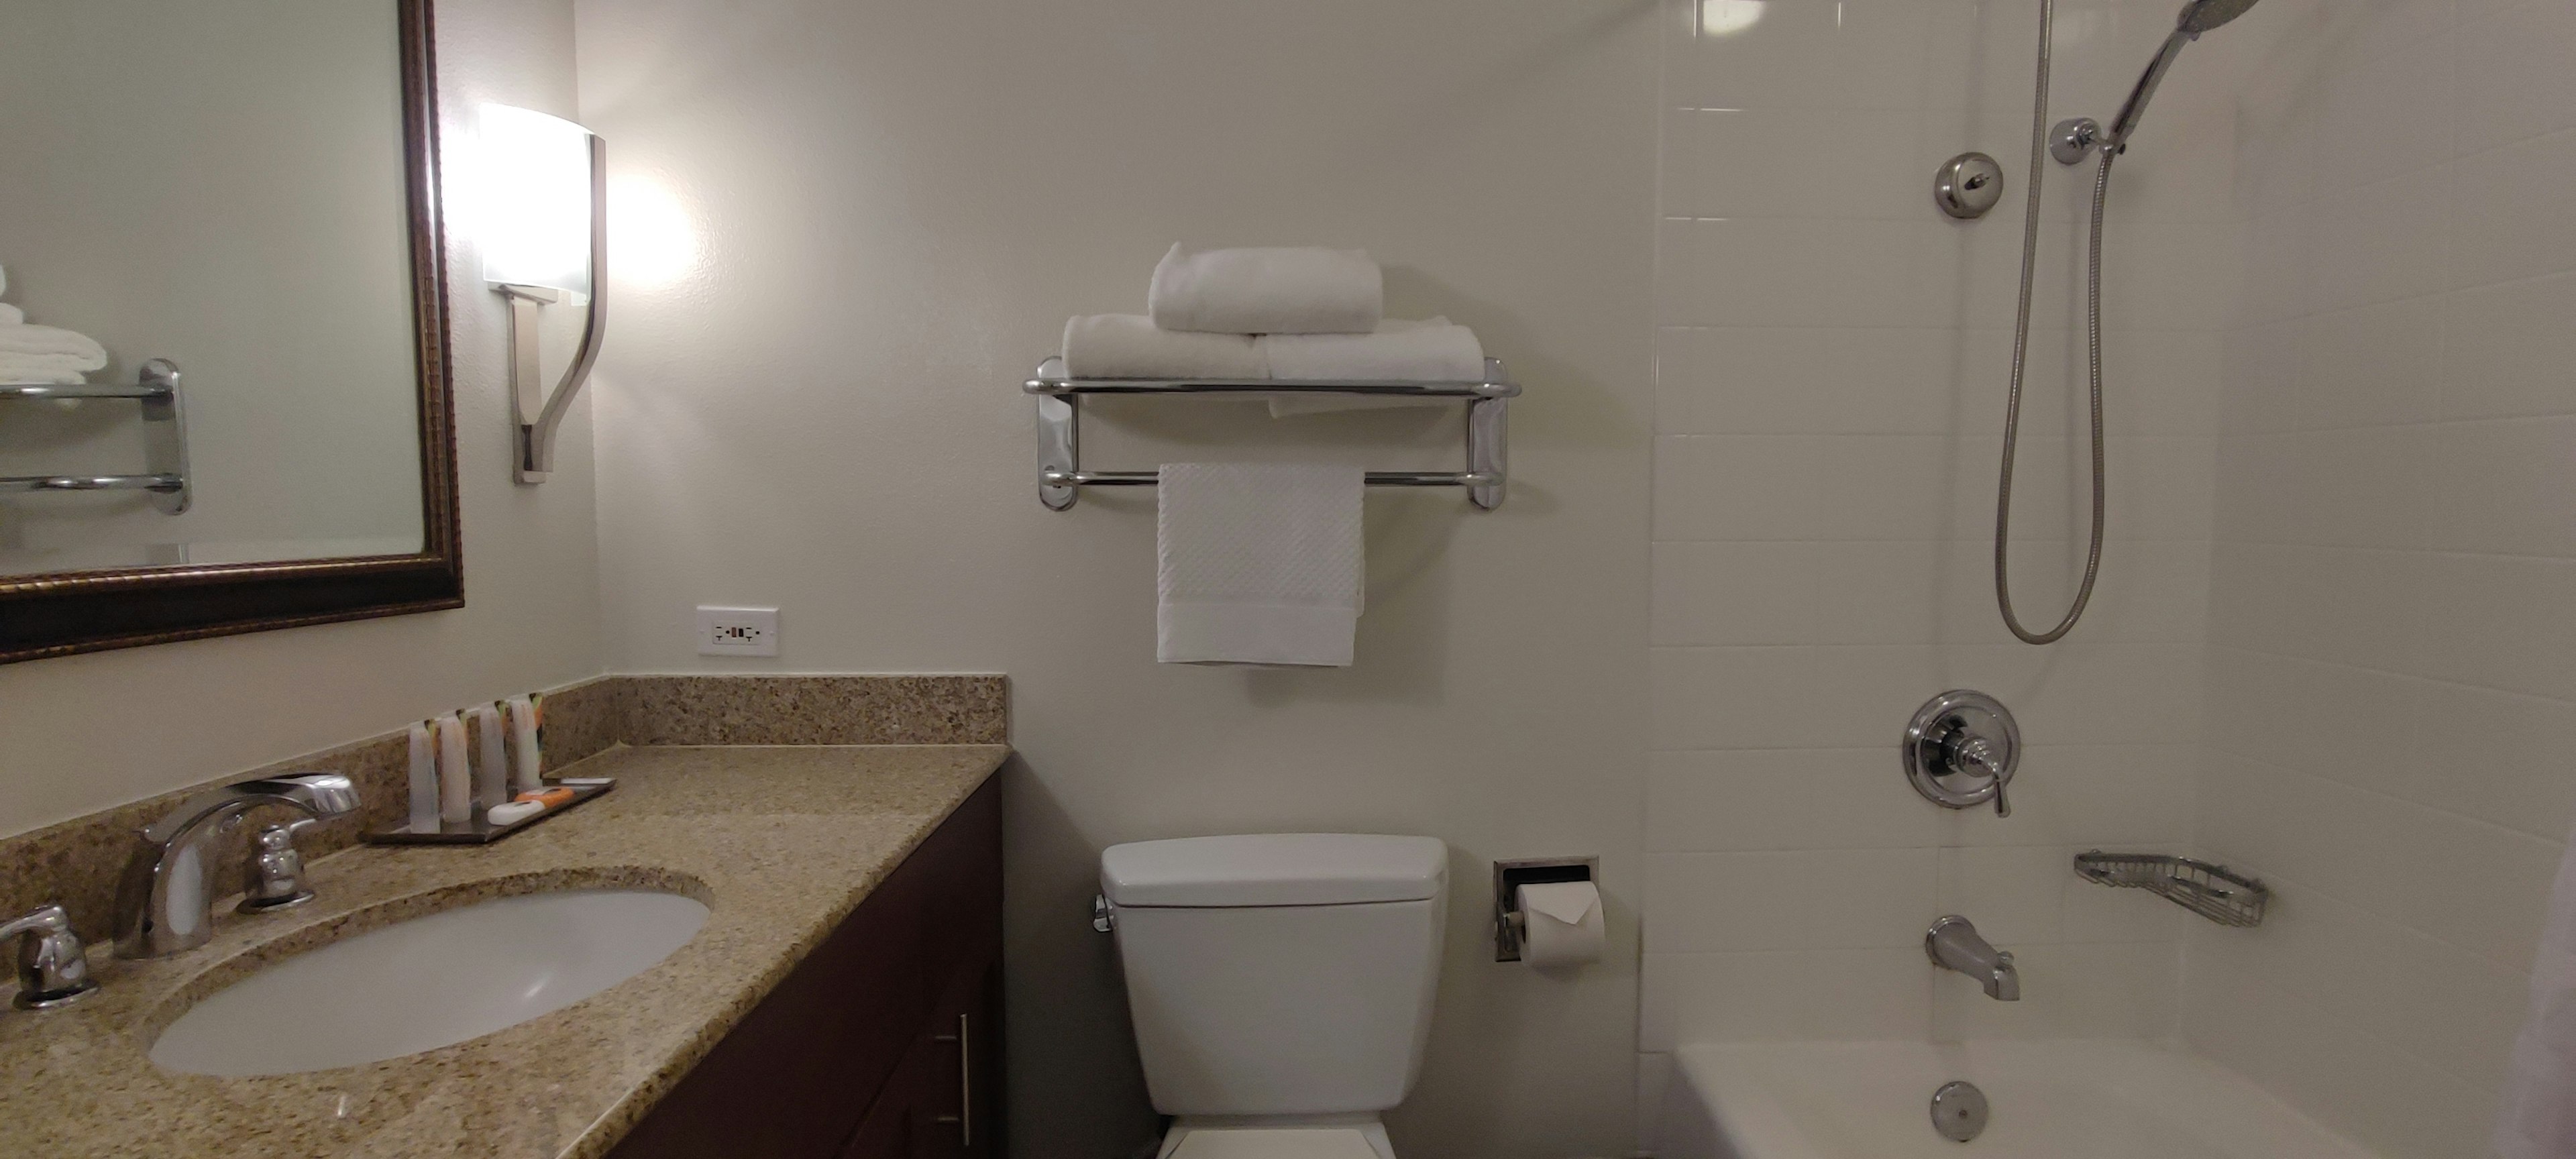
[1902,689,2021,814]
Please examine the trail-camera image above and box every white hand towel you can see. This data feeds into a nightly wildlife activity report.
[1157,463,1363,667]
[0,323,107,366]
[1063,314,1269,380]
[2497,827,2576,1158]
[1260,319,1485,417]
[1148,243,1383,335]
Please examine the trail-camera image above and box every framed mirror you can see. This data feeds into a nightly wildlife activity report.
[0,0,462,663]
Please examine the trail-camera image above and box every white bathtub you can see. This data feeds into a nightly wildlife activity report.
[1654,1040,2378,1159]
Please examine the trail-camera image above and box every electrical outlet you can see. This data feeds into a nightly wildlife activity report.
[696,606,779,657]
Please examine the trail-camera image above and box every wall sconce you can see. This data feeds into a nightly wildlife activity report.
[478,104,605,484]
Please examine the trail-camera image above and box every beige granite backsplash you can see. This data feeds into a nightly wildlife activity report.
[0,674,1006,943]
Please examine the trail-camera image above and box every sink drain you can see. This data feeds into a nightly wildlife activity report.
[1930,1080,1990,1143]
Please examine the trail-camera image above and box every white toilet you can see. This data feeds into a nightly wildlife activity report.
[1099,832,1449,1159]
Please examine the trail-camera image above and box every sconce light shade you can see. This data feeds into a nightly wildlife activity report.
[478,105,596,296]
[479,103,606,484]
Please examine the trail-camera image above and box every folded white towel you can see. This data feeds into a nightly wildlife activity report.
[0,362,87,385]
[2498,824,2576,1158]
[1157,463,1364,667]
[0,351,99,384]
[1148,244,1383,335]
[0,323,107,366]
[1063,314,1268,380]
[1262,318,1484,382]
[1259,318,1485,417]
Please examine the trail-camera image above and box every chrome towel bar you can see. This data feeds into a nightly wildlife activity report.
[0,358,191,514]
[1024,355,1517,510]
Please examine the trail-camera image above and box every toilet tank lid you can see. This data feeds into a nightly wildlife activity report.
[1101,834,1448,907]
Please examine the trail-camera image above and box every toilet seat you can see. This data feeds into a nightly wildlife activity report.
[1161,1125,1392,1159]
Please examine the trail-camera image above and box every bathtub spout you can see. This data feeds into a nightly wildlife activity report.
[1927,915,2020,1001]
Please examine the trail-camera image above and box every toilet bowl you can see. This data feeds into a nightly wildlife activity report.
[1099,833,1448,1158]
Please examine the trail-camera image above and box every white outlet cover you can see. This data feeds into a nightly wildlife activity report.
[696,606,779,657]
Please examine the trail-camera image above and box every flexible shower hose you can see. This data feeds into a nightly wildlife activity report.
[1994,0,2114,647]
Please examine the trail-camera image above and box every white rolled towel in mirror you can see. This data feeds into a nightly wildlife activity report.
[1148,243,1383,335]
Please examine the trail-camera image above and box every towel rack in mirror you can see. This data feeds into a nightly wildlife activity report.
[1022,355,1519,511]
[0,357,191,514]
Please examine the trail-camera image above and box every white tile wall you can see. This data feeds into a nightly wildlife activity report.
[1642,2,2233,1136]
[2186,0,2576,1154]
[1645,0,2572,1154]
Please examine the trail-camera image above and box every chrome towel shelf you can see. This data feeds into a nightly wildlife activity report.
[0,358,191,514]
[1023,355,1519,510]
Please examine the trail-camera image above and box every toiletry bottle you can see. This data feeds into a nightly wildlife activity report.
[506,694,544,795]
[435,712,472,826]
[471,704,511,812]
[407,720,439,832]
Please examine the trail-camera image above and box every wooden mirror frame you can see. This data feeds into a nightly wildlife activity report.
[0,0,462,665]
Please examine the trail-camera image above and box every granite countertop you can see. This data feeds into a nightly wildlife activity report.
[0,743,1009,1159]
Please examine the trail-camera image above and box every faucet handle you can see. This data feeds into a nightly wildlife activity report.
[239,818,321,914]
[0,903,99,1010]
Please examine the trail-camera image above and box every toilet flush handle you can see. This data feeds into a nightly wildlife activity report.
[1091,894,1115,934]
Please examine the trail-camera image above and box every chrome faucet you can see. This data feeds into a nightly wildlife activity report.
[1,903,98,1009]
[113,773,358,958]
[1926,915,2020,1001]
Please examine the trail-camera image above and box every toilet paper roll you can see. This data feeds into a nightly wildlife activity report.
[1517,881,1605,969]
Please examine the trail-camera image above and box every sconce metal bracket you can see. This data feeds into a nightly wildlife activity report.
[497,133,607,485]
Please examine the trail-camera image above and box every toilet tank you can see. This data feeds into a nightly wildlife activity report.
[1102,834,1448,1117]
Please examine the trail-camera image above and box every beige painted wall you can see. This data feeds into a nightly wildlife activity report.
[0,1,423,571]
[572,1,1660,1154]
[0,0,601,838]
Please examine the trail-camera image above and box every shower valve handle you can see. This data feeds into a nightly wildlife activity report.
[1949,736,2012,818]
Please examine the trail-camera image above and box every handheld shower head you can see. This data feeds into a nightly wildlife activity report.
[2178,0,2263,34]
[2106,0,2262,147]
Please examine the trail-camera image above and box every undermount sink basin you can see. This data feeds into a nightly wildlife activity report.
[150,889,709,1077]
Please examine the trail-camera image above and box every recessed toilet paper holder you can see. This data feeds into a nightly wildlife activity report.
[1493,856,1598,962]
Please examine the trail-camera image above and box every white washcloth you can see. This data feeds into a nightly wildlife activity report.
[1148,243,1383,335]
[0,323,107,366]
[1260,318,1485,417]
[1157,463,1364,667]
[1063,314,1267,380]
[2497,827,2576,1158]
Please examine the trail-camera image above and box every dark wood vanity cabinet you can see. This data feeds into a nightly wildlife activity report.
[608,779,1003,1159]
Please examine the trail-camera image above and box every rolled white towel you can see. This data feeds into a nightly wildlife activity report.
[1063,314,1269,380]
[0,305,21,326]
[1148,243,1383,335]
[0,323,107,367]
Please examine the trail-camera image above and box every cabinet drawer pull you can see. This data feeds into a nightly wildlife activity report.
[931,1011,971,1145]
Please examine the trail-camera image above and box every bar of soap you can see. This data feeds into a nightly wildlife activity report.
[487,801,544,826]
